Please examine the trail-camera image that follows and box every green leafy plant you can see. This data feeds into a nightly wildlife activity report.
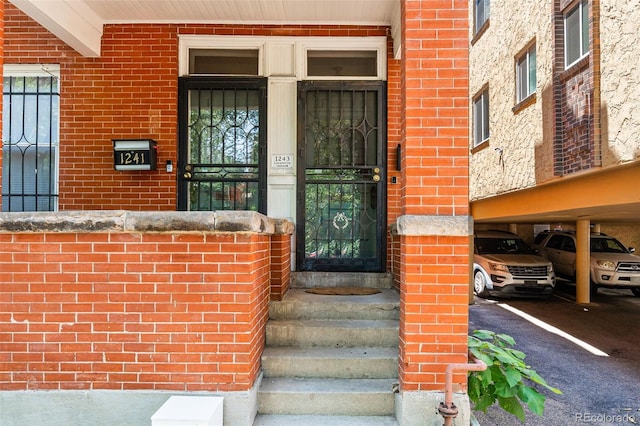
[467,329,562,423]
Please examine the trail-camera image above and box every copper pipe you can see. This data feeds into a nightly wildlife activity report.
[439,353,487,426]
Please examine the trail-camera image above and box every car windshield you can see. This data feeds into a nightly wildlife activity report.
[590,237,628,254]
[475,237,534,255]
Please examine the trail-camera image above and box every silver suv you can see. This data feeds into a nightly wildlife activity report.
[473,230,556,298]
[533,230,640,296]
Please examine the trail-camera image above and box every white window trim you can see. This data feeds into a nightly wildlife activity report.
[4,64,61,78]
[178,35,387,80]
[299,39,386,80]
[563,0,589,69]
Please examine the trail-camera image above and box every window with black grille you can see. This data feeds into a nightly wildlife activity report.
[2,73,60,212]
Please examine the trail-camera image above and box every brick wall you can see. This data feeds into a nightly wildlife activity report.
[386,41,402,272]
[553,0,598,176]
[557,59,595,174]
[398,0,470,393]
[0,211,291,392]
[2,3,391,212]
[269,220,294,301]
[397,234,470,391]
[0,1,4,201]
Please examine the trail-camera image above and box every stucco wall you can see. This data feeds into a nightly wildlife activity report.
[469,0,555,202]
[599,2,640,166]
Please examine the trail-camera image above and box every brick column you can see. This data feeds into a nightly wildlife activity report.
[270,219,294,301]
[0,0,4,210]
[396,1,473,423]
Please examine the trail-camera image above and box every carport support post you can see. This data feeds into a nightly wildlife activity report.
[576,220,591,304]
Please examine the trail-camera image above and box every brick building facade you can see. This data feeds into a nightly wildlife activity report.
[469,0,640,305]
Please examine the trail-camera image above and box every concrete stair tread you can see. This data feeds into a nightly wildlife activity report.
[269,288,400,321]
[258,378,396,416]
[262,346,398,379]
[262,346,398,359]
[267,319,399,328]
[282,288,399,303]
[259,377,397,393]
[253,414,399,425]
[291,272,393,289]
[265,319,399,348]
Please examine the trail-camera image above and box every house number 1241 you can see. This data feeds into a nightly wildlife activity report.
[117,151,147,165]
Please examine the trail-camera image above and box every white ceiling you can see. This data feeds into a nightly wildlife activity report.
[9,0,401,57]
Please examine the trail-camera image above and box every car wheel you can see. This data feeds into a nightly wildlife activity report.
[631,288,640,297]
[474,270,490,298]
[590,280,598,296]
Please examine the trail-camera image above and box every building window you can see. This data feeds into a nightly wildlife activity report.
[473,88,490,146]
[516,44,536,102]
[474,0,490,35]
[306,50,377,77]
[2,65,60,212]
[564,0,589,68]
[189,49,260,75]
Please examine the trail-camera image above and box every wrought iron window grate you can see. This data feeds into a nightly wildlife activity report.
[2,75,60,212]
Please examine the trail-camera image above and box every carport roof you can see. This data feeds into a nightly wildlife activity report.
[471,161,640,224]
[8,0,401,57]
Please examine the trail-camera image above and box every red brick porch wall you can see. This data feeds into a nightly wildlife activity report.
[0,211,292,392]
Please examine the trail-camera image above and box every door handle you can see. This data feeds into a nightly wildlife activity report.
[372,167,381,182]
[183,172,192,179]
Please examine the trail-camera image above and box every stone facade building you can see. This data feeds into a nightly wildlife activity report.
[470,0,640,303]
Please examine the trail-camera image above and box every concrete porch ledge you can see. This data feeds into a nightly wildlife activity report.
[390,215,473,237]
[0,210,293,235]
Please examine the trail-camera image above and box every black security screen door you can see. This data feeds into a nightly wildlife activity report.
[297,81,386,272]
[178,77,267,213]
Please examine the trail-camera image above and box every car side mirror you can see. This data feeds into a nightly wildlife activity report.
[630,247,635,254]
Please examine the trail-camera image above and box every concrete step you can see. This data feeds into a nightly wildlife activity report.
[262,346,398,379]
[291,272,393,289]
[253,414,399,425]
[269,288,400,321]
[257,377,396,416]
[265,319,399,348]
[257,272,400,424]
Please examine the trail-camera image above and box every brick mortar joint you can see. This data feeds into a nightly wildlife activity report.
[0,210,295,235]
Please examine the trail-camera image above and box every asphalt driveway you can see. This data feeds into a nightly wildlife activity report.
[469,285,640,425]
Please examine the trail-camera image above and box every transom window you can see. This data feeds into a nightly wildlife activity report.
[516,44,536,103]
[2,65,60,212]
[564,0,589,68]
[189,49,259,75]
[473,88,490,146]
[306,50,377,77]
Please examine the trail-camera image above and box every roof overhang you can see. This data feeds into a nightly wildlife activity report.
[8,0,402,58]
[471,162,640,225]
